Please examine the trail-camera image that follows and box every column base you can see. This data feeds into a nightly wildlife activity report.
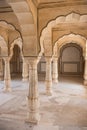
[46,91,53,96]
[45,81,52,96]
[26,112,40,124]
[3,87,12,92]
[22,78,28,82]
[4,79,11,92]
[84,80,87,86]
[53,79,58,83]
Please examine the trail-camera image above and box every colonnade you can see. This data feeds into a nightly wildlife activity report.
[0,55,59,123]
[1,54,87,124]
[0,56,59,91]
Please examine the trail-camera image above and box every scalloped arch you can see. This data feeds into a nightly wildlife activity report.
[9,37,23,60]
[0,20,21,45]
[53,34,86,58]
[0,21,17,31]
[0,21,22,58]
[40,12,87,56]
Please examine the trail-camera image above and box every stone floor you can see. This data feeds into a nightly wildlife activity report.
[0,76,87,130]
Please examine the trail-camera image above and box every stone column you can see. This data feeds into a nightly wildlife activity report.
[26,58,40,124]
[84,41,87,86]
[22,59,29,81]
[3,57,11,92]
[84,57,87,85]
[45,57,52,96]
[0,58,4,80]
[52,58,58,83]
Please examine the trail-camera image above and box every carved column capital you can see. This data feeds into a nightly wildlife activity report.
[45,57,52,63]
[24,57,38,66]
[3,57,10,62]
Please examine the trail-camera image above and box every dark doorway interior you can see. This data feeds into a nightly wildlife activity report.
[10,45,22,78]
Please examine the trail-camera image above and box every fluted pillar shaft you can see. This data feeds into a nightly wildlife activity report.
[3,57,11,92]
[0,58,3,80]
[45,57,52,96]
[84,57,87,85]
[52,58,58,83]
[22,59,29,81]
[26,58,40,124]
[84,41,87,86]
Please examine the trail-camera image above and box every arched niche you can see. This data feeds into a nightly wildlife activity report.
[58,43,84,76]
[53,34,86,58]
[9,37,23,78]
[10,44,23,77]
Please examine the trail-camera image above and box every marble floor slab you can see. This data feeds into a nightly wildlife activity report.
[0,76,87,130]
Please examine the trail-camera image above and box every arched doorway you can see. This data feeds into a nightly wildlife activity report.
[59,43,84,76]
[10,45,23,79]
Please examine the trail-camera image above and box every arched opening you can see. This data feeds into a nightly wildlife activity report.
[58,43,84,84]
[10,45,23,79]
[37,54,46,81]
[59,43,84,76]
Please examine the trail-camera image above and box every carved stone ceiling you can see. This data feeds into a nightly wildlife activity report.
[33,0,87,8]
[35,0,63,3]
